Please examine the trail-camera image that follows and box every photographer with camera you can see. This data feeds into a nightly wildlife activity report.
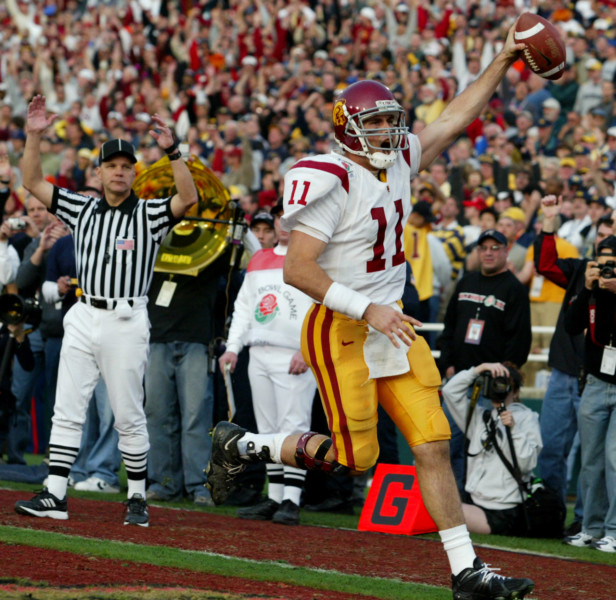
[441,362,542,535]
[0,311,35,462]
[533,196,616,537]
[0,220,20,290]
[7,194,68,466]
[563,235,616,552]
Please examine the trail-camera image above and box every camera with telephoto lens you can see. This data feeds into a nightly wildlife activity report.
[7,217,26,231]
[480,372,511,403]
[0,294,42,329]
[600,260,616,279]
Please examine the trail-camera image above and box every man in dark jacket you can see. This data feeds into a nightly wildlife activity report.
[439,229,531,492]
[534,195,614,535]
[562,234,616,552]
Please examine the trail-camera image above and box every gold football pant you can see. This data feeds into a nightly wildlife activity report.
[301,303,450,472]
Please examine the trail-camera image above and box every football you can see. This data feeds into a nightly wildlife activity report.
[514,13,566,80]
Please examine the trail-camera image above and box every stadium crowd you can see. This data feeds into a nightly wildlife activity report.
[0,0,616,551]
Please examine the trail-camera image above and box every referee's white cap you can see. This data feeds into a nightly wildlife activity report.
[99,139,137,164]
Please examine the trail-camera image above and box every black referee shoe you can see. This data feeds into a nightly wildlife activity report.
[124,493,149,527]
[452,558,534,600]
[14,488,68,520]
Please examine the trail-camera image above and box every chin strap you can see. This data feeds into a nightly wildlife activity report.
[368,151,397,169]
[295,431,350,475]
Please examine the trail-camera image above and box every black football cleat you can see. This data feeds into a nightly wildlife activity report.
[272,499,300,526]
[452,558,534,600]
[205,421,249,505]
[236,498,280,520]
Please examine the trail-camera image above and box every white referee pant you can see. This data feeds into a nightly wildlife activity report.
[50,298,150,456]
[248,345,315,435]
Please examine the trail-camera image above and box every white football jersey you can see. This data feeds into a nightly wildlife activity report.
[281,134,422,305]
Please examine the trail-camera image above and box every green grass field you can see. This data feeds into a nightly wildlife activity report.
[1,454,614,600]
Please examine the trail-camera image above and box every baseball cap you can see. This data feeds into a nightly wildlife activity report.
[587,194,607,207]
[77,148,93,161]
[250,211,274,228]
[394,3,409,12]
[607,127,616,138]
[590,107,607,118]
[477,229,507,246]
[542,97,561,110]
[560,157,576,168]
[501,206,526,223]
[360,6,376,22]
[463,197,487,211]
[419,181,435,195]
[593,18,610,31]
[412,200,436,222]
[99,139,137,164]
[585,58,602,71]
[569,174,584,186]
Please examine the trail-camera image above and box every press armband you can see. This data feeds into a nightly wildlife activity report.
[322,282,371,321]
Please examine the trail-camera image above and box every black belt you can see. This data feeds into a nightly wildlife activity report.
[80,296,134,310]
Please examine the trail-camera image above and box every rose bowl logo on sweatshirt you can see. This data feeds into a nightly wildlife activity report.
[255,293,279,323]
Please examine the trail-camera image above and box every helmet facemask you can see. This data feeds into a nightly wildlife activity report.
[339,102,408,170]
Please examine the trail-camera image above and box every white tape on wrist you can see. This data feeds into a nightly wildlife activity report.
[323,282,371,321]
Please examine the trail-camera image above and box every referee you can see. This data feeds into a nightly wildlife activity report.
[14,95,197,526]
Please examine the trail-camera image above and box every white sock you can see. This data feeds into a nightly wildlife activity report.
[127,478,146,499]
[282,465,306,505]
[47,475,68,500]
[266,464,284,503]
[439,524,477,576]
[238,432,288,463]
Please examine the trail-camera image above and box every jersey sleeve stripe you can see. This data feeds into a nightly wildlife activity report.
[402,146,411,167]
[290,159,350,194]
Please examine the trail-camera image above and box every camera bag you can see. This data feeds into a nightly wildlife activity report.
[489,417,566,538]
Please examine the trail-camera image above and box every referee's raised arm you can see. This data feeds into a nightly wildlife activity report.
[22,96,57,209]
[149,113,198,218]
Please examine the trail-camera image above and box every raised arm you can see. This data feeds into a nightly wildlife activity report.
[22,96,56,208]
[149,114,198,218]
[418,22,524,171]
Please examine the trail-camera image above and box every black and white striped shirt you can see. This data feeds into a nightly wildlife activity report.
[51,187,177,299]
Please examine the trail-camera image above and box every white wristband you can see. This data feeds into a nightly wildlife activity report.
[322,282,371,321]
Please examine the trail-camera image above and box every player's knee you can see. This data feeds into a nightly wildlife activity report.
[350,440,379,473]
